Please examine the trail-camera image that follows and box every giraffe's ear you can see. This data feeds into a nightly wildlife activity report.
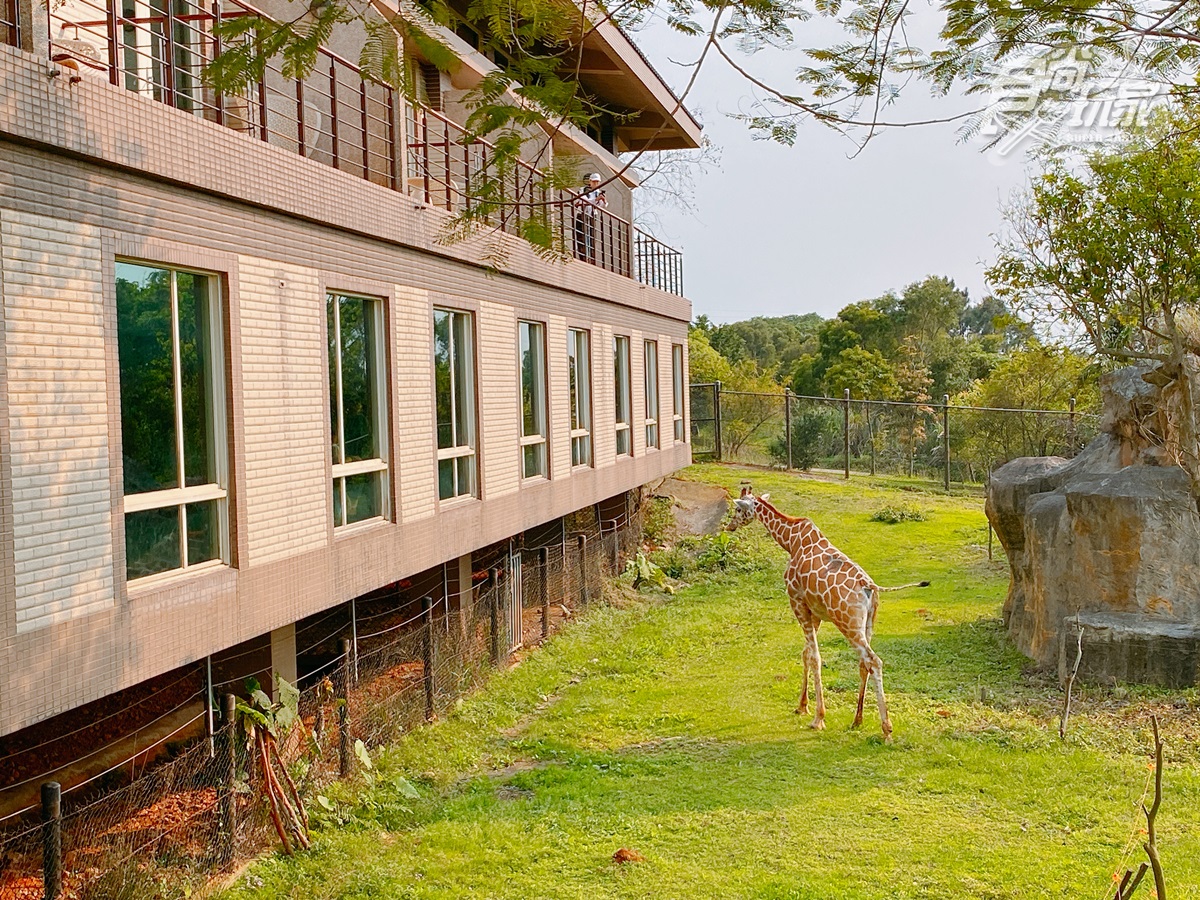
[734,497,753,513]
[760,492,770,502]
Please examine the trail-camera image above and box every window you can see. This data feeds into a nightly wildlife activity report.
[644,339,659,449]
[116,262,227,581]
[519,321,548,479]
[328,292,389,527]
[614,335,632,456]
[672,343,685,442]
[435,309,477,499]
[567,328,592,467]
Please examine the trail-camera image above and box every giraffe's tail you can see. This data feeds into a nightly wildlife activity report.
[877,580,930,592]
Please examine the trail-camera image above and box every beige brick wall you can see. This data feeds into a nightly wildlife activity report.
[1,210,115,633]
[478,300,519,499]
[393,285,436,522]
[593,324,616,469]
[239,257,330,565]
[0,44,693,736]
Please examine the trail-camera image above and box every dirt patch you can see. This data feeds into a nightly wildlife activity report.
[656,476,730,537]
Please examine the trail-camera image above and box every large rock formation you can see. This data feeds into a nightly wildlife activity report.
[986,365,1200,687]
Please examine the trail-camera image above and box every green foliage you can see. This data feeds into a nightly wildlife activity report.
[623,552,670,592]
[642,497,675,545]
[767,408,834,470]
[870,503,928,524]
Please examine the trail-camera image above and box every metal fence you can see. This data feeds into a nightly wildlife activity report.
[0,498,642,900]
[690,382,1099,488]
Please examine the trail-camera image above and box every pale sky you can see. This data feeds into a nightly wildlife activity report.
[632,17,1036,323]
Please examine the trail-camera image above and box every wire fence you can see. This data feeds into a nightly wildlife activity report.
[690,382,1100,488]
[0,496,642,900]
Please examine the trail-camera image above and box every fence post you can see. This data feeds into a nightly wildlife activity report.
[577,534,589,607]
[41,781,61,900]
[713,380,723,461]
[784,388,793,471]
[843,389,851,480]
[1068,396,1077,455]
[338,638,351,777]
[540,547,551,640]
[218,693,237,863]
[489,568,503,668]
[422,596,435,721]
[943,394,951,492]
[866,401,876,476]
[350,597,359,685]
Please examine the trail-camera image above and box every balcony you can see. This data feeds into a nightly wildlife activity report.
[41,0,684,295]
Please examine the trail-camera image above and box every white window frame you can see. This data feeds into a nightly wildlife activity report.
[118,261,229,582]
[519,320,549,480]
[644,339,659,450]
[672,343,685,443]
[435,308,478,499]
[328,291,390,528]
[568,328,593,468]
[614,335,632,457]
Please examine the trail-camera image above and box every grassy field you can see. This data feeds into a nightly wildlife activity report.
[224,464,1200,900]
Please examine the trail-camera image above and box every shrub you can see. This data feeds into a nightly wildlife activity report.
[768,409,835,470]
[871,503,928,524]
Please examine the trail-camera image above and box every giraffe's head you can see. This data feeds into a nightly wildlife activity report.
[726,483,768,532]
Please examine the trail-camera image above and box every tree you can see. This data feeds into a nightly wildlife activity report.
[988,108,1200,496]
[824,347,898,400]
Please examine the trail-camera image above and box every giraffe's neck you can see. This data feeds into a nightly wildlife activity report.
[756,502,810,556]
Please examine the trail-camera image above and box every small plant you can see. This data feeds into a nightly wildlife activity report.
[642,496,675,545]
[695,531,738,571]
[624,552,671,592]
[871,503,928,524]
[238,675,315,856]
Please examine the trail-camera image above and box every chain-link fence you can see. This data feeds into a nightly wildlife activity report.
[0,495,643,900]
[690,382,1100,487]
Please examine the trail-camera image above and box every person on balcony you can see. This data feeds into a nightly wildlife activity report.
[574,173,607,265]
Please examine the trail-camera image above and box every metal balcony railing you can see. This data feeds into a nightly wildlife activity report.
[44,0,684,294]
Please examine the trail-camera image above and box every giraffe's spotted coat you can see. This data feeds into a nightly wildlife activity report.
[727,485,893,739]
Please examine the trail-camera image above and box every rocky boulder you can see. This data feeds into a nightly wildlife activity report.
[986,364,1200,687]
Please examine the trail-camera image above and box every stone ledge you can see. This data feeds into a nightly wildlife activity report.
[1059,612,1200,689]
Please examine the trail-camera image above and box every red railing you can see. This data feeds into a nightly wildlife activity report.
[45,0,683,293]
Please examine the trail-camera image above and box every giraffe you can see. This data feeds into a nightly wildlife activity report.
[725,484,928,740]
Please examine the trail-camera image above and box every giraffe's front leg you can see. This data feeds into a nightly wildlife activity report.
[800,623,825,730]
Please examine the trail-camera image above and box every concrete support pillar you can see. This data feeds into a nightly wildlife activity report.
[270,623,298,691]
[445,552,473,638]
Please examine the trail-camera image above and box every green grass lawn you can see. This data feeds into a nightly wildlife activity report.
[225,464,1200,900]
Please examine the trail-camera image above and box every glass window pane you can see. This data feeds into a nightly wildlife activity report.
[177,272,214,487]
[345,471,382,523]
[452,313,473,448]
[125,506,181,579]
[328,293,342,465]
[438,458,454,500]
[523,442,545,479]
[520,322,544,440]
[116,263,179,495]
[616,428,630,456]
[338,295,377,463]
[456,454,473,497]
[185,499,220,565]
[333,478,344,527]
[568,334,579,430]
[434,311,453,450]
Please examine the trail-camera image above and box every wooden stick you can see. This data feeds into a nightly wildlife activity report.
[1060,623,1084,740]
[263,734,310,850]
[258,730,293,856]
[269,733,310,836]
[1143,715,1166,900]
[1117,862,1148,899]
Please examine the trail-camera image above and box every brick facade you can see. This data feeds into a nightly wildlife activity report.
[0,33,692,737]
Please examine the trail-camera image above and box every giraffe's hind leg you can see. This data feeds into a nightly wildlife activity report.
[851,638,892,741]
[851,662,868,729]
